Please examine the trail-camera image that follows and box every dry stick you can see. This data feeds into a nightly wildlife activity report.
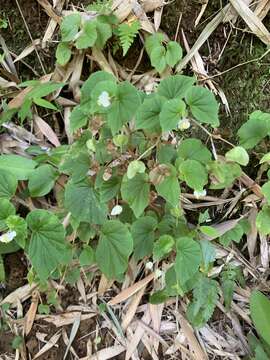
[15,0,46,75]
[174,12,182,42]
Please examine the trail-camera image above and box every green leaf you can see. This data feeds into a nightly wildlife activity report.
[150,290,169,304]
[107,81,141,134]
[18,98,32,122]
[177,138,212,164]
[70,105,89,132]
[0,170,18,199]
[200,226,219,239]
[159,98,186,132]
[260,152,270,164]
[262,181,270,204]
[187,276,219,328]
[219,222,244,247]
[121,173,150,218]
[145,33,164,54]
[165,41,182,67]
[157,144,176,164]
[60,149,90,182]
[221,266,238,310]
[127,160,145,179]
[131,216,157,260]
[185,86,219,127]
[0,256,5,282]
[79,245,95,266]
[179,159,208,191]
[155,165,180,207]
[6,215,27,249]
[75,20,97,49]
[0,155,37,180]
[26,209,68,280]
[0,199,16,230]
[256,206,270,235]
[28,164,58,197]
[150,45,167,73]
[135,95,165,131]
[200,240,216,273]
[33,98,58,111]
[56,42,72,66]
[27,82,64,99]
[225,146,249,166]
[208,160,242,189]
[97,176,121,203]
[157,75,195,100]
[175,237,201,285]
[250,290,270,346]
[96,220,133,278]
[95,18,112,48]
[153,235,174,261]
[61,13,81,42]
[64,179,107,225]
[238,111,270,149]
[81,71,116,103]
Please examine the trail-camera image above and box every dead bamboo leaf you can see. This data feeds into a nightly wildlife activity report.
[141,0,164,13]
[121,287,145,330]
[195,2,209,27]
[247,208,258,262]
[113,0,133,21]
[33,331,61,359]
[42,0,65,46]
[254,0,270,20]
[14,39,41,63]
[240,173,263,197]
[125,309,151,360]
[1,283,37,307]
[230,0,270,44]
[259,233,269,269]
[24,291,39,336]
[154,7,163,31]
[34,115,61,147]
[176,4,231,72]
[91,47,115,75]
[84,345,125,360]
[176,313,208,360]
[35,0,62,23]
[108,273,154,305]
[63,313,81,360]
[36,312,95,327]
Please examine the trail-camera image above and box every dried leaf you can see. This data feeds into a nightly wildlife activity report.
[34,115,61,147]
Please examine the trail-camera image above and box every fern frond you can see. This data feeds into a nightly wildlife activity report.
[118,20,140,56]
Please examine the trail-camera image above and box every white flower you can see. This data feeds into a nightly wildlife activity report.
[97,91,111,108]
[0,231,16,243]
[154,269,164,278]
[178,118,191,131]
[145,261,153,270]
[193,189,207,199]
[111,205,123,216]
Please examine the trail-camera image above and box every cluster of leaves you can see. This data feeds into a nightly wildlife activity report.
[56,10,140,66]
[1,65,265,328]
[0,81,64,125]
[145,33,182,73]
